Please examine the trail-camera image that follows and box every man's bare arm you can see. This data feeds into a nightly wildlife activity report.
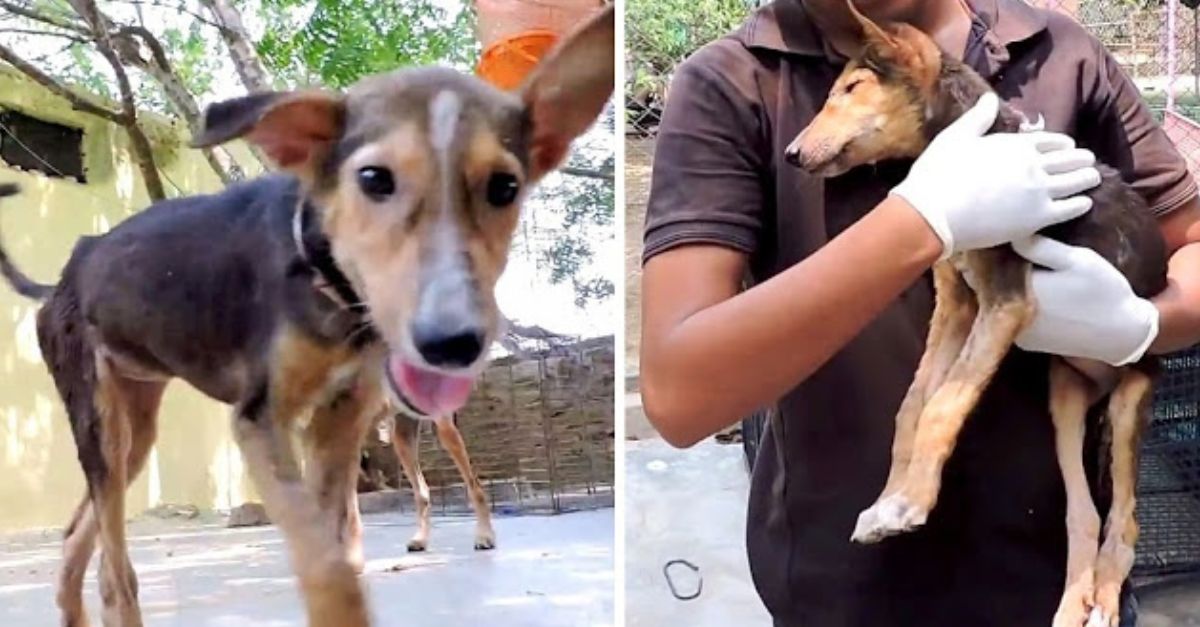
[640,197,941,448]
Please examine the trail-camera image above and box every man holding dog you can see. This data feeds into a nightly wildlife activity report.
[640,0,1200,625]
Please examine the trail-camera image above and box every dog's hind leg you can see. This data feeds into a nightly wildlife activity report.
[1089,368,1152,627]
[434,416,496,550]
[854,252,1031,542]
[1049,359,1102,627]
[391,414,433,552]
[58,378,163,627]
[855,262,976,542]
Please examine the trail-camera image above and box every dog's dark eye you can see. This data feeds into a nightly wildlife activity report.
[845,79,862,94]
[357,167,395,200]
[486,172,520,208]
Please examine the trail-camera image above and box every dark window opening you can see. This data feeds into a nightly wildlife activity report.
[0,110,86,183]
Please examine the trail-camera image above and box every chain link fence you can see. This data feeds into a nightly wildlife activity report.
[626,0,1200,581]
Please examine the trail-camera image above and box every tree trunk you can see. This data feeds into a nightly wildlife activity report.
[69,0,167,201]
[199,0,273,93]
[112,26,234,184]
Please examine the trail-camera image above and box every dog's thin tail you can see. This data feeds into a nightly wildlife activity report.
[0,184,54,300]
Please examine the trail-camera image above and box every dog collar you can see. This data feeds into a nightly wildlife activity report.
[292,202,378,347]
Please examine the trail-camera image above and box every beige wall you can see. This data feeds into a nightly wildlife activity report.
[0,67,260,531]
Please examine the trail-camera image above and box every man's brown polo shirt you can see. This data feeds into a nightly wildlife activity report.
[642,0,1197,625]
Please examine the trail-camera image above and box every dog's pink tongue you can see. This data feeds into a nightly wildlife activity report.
[389,355,475,416]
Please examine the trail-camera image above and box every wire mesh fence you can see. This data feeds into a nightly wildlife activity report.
[624,0,1200,581]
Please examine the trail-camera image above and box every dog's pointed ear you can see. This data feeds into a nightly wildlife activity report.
[518,5,614,182]
[192,91,344,176]
[845,0,896,48]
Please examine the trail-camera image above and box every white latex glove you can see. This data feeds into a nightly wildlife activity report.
[1012,235,1160,366]
[891,92,1102,260]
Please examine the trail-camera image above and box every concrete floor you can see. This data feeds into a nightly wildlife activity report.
[0,509,613,626]
[625,436,771,626]
[624,424,1200,626]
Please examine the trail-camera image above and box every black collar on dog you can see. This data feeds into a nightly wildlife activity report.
[293,201,379,348]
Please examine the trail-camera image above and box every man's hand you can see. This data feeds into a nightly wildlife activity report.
[892,92,1102,260]
[1012,235,1159,365]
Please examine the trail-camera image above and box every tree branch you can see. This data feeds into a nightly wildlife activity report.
[560,166,614,181]
[0,41,124,121]
[106,0,221,29]
[0,27,86,43]
[0,1,89,35]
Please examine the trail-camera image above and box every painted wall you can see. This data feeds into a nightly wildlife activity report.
[0,67,260,531]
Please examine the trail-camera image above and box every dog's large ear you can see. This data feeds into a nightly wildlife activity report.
[518,4,614,182]
[845,0,896,48]
[192,91,344,177]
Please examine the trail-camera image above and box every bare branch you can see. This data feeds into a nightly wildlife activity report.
[0,41,124,121]
[68,0,167,200]
[0,1,88,35]
[0,26,86,43]
[560,166,615,181]
[105,0,220,28]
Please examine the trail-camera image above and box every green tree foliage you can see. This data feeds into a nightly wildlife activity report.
[256,0,478,88]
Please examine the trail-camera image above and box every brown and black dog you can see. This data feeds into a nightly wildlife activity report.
[0,7,613,627]
[785,4,1164,626]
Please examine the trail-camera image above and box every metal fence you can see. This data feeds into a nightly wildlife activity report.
[625,0,1200,581]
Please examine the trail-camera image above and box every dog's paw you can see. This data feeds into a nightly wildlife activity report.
[407,538,429,553]
[474,527,497,551]
[1085,607,1112,627]
[1019,113,1046,133]
[1053,579,1095,627]
[850,494,929,543]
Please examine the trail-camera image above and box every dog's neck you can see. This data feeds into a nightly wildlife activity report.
[923,52,1025,139]
[292,201,378,348]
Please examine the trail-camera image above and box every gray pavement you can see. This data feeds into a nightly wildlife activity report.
[0,508,613,626]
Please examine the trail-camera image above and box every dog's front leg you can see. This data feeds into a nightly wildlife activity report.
[855,250,1032,541]
[1049,358,1102,627]
[304,372,382,577]
[1090,368,1153,627]
[233,336,373,627]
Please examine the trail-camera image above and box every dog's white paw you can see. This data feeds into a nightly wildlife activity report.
[850,494,929,543]
[1019,113,1046,133]
[1085,606,1110,627]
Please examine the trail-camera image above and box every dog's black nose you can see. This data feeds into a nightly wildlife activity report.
[412,323,485,368]
[784,147,803,168]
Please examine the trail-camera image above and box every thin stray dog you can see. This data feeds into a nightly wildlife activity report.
[784,4,1165,626]
[388,411,497,552]
[0,7,613,626]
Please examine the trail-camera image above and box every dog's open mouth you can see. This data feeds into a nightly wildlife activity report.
[384,354,476,419]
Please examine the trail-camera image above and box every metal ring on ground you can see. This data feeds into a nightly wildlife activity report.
[663,559,702,601]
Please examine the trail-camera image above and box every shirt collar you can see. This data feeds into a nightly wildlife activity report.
[739,0,1048,64]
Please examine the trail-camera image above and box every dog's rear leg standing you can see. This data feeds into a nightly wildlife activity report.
[391,415,433,552]
[856,249,1032,540]
[854,262,976,541]
[1049,359,1103,627]
[1089,368,1153,627]
[433,416,496,550]
[57,370,164,627]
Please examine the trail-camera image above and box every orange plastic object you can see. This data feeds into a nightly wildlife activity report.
[475,0,601,48]
[474,0,603,89]
[476,30,558,90]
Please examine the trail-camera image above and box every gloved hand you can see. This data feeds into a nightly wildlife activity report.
[891,92,1102,260]
[1012,235,1160,366]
